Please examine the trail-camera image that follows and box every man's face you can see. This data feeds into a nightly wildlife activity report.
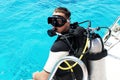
[51,12,70,33]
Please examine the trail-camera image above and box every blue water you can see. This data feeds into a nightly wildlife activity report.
[0,0,120,80]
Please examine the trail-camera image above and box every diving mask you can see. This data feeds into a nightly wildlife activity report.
[48,15,68,27]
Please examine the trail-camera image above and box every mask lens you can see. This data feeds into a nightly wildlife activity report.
[48,15,67,27]
[56,18,63,25]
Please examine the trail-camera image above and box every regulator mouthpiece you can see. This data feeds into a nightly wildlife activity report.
[47,28,57,37]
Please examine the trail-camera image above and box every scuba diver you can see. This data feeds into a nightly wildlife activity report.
[33,7,107,80]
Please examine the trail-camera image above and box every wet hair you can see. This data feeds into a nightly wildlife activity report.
[54,7,71,19]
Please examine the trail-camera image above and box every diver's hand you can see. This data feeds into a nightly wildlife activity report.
[32,70,50,80]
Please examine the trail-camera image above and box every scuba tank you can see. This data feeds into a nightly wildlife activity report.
[86,28,107,80]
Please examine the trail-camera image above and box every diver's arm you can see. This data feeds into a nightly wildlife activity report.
[44,51,69,73]
[33,51,69,80]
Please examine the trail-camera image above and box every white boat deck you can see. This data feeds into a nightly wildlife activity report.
[105,42,120,80]
[104,16,120,80]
